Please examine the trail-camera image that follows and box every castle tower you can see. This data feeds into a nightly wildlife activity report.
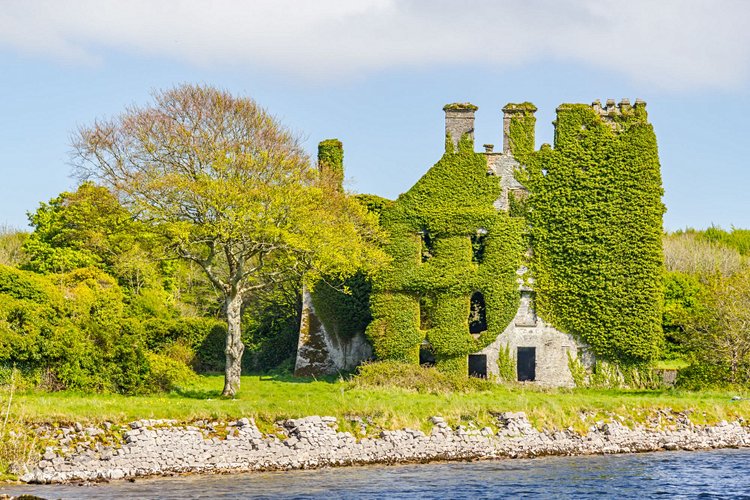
[443,103,477,151]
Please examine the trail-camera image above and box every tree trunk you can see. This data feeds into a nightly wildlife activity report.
[222,291,245,397]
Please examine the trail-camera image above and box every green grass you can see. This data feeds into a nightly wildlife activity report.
[652,358,690,370]
[5,374,750,434]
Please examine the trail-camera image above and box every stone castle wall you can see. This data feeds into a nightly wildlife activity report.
[294,287,372,377]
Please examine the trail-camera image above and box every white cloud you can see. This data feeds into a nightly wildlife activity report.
[0,0,748,90]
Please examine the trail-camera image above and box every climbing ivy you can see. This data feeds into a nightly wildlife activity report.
[504,102,537,157]
[516,102,664,364]
[497,343,515,381]
[310,272,372,340]
[318,139,344,190]
[353,194,394,220]
[366,132,524,374]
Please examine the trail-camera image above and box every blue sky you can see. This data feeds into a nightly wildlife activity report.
[1,0,749,231]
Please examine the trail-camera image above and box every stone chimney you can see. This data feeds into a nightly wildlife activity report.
[317,139,344,191]
[443,103,477,151]
[502,103,537,155]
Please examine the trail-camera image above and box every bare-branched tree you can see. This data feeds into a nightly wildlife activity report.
[72,84,385,396]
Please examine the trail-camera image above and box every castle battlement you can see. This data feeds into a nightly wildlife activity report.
[590,97,646,116]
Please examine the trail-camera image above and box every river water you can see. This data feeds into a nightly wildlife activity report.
[3,448,749,499]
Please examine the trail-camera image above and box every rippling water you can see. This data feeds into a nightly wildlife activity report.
[4,448,750,499]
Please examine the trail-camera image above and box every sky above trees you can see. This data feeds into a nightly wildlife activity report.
[1,0,749,230]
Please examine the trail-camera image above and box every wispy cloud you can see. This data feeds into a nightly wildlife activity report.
[1,0,748,90]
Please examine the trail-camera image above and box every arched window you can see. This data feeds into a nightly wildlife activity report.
[468,291,487,334]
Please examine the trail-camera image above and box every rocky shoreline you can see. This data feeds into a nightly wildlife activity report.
[20,412,750,484]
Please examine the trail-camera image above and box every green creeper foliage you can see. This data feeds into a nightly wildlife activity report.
[311,272,372,340]
[318,139,344,191]
[442,103,478,111]
[366,133,524,374]
[504,102,537,157]
[354,194,394,220]
[517,103,664,364]
[496,343,515,381]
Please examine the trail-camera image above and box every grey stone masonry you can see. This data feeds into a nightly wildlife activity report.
[21,412,750,484]
[443,103,477,151]
[294,287,372,377]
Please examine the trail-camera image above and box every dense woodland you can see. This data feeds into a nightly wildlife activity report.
[0,183,303,393]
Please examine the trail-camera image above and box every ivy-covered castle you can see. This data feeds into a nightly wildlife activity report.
[295,99,664,386]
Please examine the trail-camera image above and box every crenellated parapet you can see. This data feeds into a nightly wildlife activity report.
[578,98,648,130]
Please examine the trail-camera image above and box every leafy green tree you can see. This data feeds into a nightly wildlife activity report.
[679,270,750,384]
[23,182,220,320]
[24,182,152,279]
[72,84,385,396]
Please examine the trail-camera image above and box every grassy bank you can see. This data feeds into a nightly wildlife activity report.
[5,374,750,434]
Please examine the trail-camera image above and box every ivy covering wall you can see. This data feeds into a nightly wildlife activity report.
[516,102,665,363]
[318,139,344,190]
[305,101,664,376]
[365,133,524,374]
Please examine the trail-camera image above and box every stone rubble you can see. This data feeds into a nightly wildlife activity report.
[20,412,750,484]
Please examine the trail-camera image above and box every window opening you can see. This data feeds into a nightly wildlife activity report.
[420,230,435,262]
[420,345,436,367]
[468,354,488,378]
[471,229,487,263]
[468,292,487,334]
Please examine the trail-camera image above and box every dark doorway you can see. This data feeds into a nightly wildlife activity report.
[468,292,487,334]
[468,354,488,378]
[419,346,436,367]
[517,347,536,381]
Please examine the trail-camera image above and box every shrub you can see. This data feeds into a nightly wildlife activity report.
[194,323,228,373]
[140,317,227,373]
[676,363,735,390]
[350,360,495,394]
[145,352,198,392]
[0,226,27,268]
